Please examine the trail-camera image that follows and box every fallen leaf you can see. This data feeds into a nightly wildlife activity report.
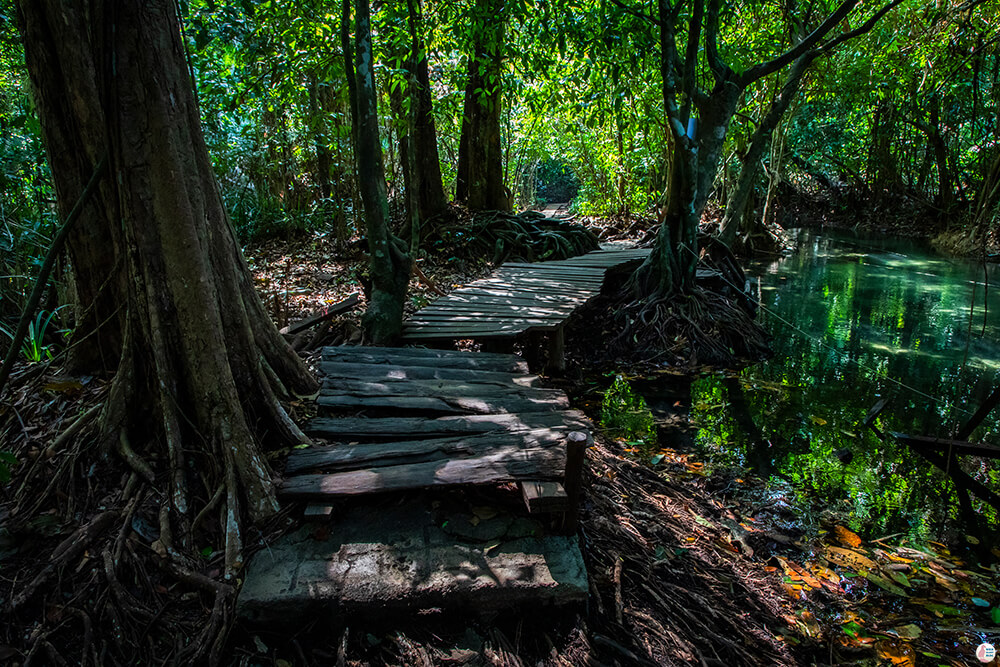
[876,639,916,666]
[863,571,907,596]
[891,624,922,639]
[825,546,878,572]
[832,525,863,548]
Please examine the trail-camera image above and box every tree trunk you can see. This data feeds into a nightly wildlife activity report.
[720,52,813,247]
[456,0,508,211]
[351,0,411,343]
[15,1,124,374]
[17,0,318,576]
[407,0,449,223]
[309,76,333,202]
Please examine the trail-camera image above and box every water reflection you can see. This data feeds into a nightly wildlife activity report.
[692,229,1000,539]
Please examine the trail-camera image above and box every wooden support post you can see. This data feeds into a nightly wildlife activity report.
[304,504,334,521]
[560,430,588,533]
[481,338,514,354]
[546,325,566,374]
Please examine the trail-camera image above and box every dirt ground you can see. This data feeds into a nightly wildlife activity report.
[1,225,997,666]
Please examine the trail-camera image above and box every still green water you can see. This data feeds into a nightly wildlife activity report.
[691,229,1000,539]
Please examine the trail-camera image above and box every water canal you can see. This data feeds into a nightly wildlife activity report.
[690,229,1000,540]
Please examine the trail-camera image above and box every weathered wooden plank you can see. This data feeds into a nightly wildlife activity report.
[472,278,593,292]
[407,315,566,326]
[449,288,588,302]
[279,447,566,498]
[318,361,539,386]
[319,377,567,403]
[322,345,520,361]
[520,481,570,513]
[280,294,360,335]
[402,322,558,335]
[495,268,605,281]
[320,347,529,373]
[400,331,522,341]
[413,304,573,318]
[286,429,569,474]
[305,410,591,439]
[316,393,567,414]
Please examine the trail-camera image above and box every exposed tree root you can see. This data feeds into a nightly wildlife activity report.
[614,285,771,366]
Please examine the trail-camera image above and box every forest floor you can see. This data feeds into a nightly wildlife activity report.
[1,217,997,666]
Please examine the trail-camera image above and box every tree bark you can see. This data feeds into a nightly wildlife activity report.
[720,52,814,247]
[456,0,508,211]
[15,1,124,374]
[17,0,318,576]
[406,0,449,223]
[351,0,411,343]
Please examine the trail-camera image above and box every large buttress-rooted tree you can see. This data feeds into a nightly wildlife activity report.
[17,0,317,574]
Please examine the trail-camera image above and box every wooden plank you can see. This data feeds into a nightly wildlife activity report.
[318,361,540,386]
[305,410,592,439]
[413,304,572,317]
[900,439,1000,510]
[404,314,571,325]
[407,311,568,322]
[520,481,570,513]
[286,429,570,474]
[319,377,568,403]
[956,387,1000,440]
[280,294,360,335]
[402,322,558,335]
[316,393,568,415]
[279,447,566,499]
[322,345,521,361]
[448,288,588,303]
[321,347,529,373]
[888,432,1000,459]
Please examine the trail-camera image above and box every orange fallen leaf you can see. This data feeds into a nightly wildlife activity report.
[833,525,863,548]
[876,639,916,666]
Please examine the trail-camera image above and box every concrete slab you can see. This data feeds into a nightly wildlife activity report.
[237,498,588,625]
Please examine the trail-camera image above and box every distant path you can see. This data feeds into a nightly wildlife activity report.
[537,202,571,219]
[400,246,649,342]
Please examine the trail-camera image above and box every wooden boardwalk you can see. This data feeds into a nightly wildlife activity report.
[401,247,649,342]
[281,346,591,517]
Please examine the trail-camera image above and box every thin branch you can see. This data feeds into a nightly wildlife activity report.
[607,0,661,26]
[705,0,733,81]
[738,0,858,87]
[816,0,904,54]
[680,0,705,122]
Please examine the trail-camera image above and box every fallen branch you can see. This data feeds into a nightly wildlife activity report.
[10,509,119,610]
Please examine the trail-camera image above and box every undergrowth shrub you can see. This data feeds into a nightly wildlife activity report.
[600,375,657,449]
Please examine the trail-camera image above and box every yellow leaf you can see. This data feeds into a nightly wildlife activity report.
[809,415,828,425]
[825,546,877,572]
